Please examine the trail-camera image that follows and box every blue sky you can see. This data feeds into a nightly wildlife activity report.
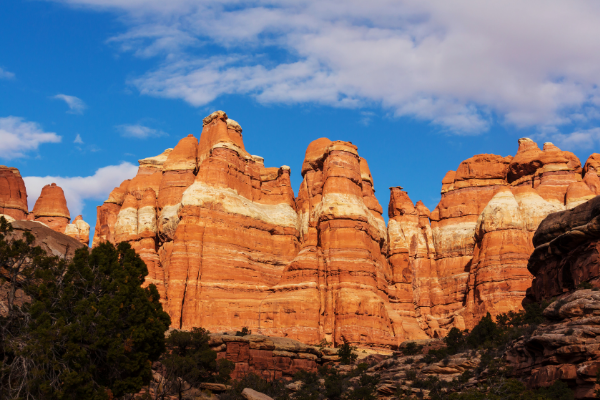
[2,0,600,242]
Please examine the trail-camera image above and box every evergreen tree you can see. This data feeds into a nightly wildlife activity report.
[0,218,171,400]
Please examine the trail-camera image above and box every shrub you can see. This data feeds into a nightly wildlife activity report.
[405,369,417,381]
[338,340,358,365]
[160,327,234,398]
[401,341,423,356]
[577,281,594,290]
[0,232,171,400]
[235,326,251,336]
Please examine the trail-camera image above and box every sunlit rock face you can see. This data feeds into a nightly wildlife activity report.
[93,111,300,335]
[0,172,90,246]
[259,139,428,347]
[0,166,28,221]
[94,118,598,347]
[387,138,596,336]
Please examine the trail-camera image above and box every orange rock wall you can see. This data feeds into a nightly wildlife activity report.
[93,115,599,346]
[388,139,598,336]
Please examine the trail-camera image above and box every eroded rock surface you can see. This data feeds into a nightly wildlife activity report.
[0,166,28,220]
[388,138,595,336]
[506,290,600,398]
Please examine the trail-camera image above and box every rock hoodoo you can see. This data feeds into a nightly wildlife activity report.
[94,114,599,347]
[0,166,28,221]
[0,173,90,246]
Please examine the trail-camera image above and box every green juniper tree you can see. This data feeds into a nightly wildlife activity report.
[0,216,171,400]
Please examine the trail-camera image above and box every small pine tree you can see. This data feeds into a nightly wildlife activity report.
[161,327,234,399]
[338,340,358,365]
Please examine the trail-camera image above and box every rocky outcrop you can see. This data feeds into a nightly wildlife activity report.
[93,116,599,347]
[506,290,600,399]
[209,334,325,380]
[64,215,91,246]
[0,166,28,220]
[259,138,427,347]
[0,171,90,246]
[30,183,90,246]
[32,183,71,233]
[0,220,87,317]
[527,196,600,303]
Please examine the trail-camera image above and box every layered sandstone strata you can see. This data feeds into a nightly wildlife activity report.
[0,173,90,246]
[0,166,28,220]
[259,138,427,347]
[94,111,300,336]
[506,290,600,398]
[388,139,594,335]
[32,183,71,233]
[64,215,91,246]
[526,195,600,302]
[209,334,324,380]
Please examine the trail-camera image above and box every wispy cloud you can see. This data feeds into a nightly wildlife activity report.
[53,94,87,114]
[24,162,138,217]
[117,123,167,139]
[74,133,84,144]
[0,67,15,80]
[0,116,62,159]
[56,0,600,134]
[536,128,600,150]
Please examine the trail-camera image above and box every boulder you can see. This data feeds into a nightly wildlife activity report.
[241,388,273,400]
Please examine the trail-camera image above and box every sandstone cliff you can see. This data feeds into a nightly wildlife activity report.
[389,138,595,336]
[93,111,300,337]
[93,114,598,346]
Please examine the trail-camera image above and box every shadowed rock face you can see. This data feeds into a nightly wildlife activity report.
[527,196,600,303]
[505,291,600,399]
[0,220,87,317]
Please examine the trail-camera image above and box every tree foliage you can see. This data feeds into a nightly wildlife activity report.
[0,217,171,400]
[159,328,234,399]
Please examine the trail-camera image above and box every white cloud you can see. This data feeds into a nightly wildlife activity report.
[117,123,167,138]
[53,94,87,114]
[54,0,600,133]
[74,134,84,144]
[0,67,15,80]
[24,162,138,217]
[536,128,600,150]
[0,116,62,159]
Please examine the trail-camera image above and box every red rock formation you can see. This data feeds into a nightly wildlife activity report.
[209,334,324,380]
[260,139,426,347]
[527,195,600,302]
[93,111,300,337]
[0,166,28,220]
[463,188,532,326]
[32,183,71,233]
[64,215,90,246]
[583,153,600,177]
[391,138,590,333]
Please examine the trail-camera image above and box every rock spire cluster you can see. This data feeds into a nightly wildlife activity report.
[93,113,599,346]
[0,167,90,246]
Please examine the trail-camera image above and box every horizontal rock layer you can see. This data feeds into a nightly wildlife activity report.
[93,115,599,346]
